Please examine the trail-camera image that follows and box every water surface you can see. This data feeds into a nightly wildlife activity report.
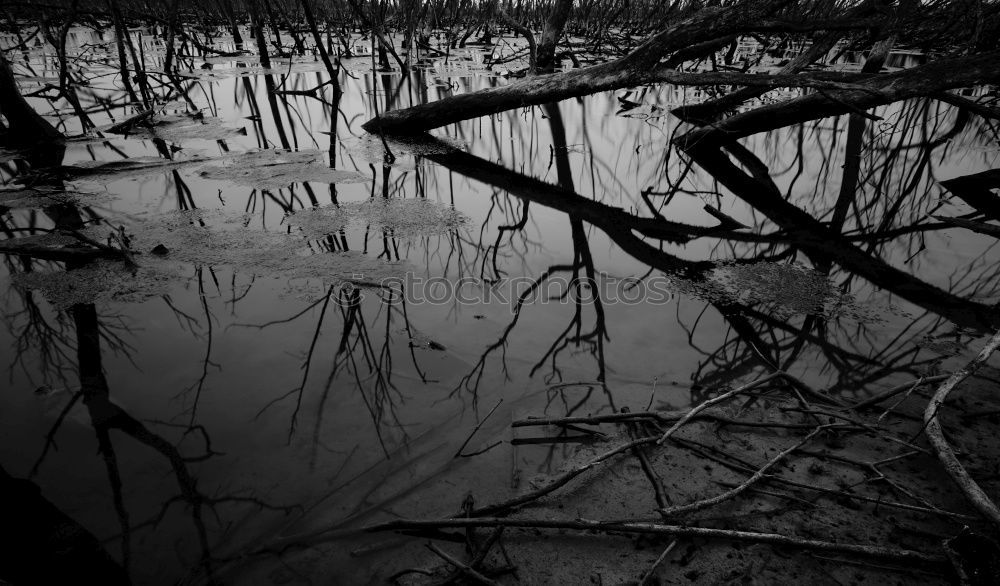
[2,27,999,584]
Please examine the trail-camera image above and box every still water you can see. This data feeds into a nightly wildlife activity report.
[1,27,999,584]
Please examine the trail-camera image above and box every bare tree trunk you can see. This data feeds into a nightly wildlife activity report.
[107,0,153,108]
[162,0,181,74]
[0,52,66,147]
[536,0,573,71]
[300,0,341,93]
[106,0,139,102]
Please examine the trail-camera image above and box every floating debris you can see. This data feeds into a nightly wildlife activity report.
[64,155,210,184]
[0,185,109,209]
[285,197,468,238]
[117,113,247,142]
[198,149,370,189]
[706,261,888,321]
[7,209,407,308]
[10,258,174,309]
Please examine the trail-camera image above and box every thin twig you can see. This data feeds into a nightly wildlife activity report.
[425,543,501,586]
[455,399,504,458]
[659,426,827,518]
[658,373,782,444]
[640,540,677,585]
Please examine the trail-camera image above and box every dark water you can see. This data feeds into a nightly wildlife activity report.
[2,27,999,584]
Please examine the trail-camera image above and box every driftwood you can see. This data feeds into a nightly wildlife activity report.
[849,374,951,411]
[923,329,1000,529]
[362,517,947,566]
[657,426,827,518]
[933,215,1000,239]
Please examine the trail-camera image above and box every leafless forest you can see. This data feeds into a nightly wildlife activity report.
[3,0,1000,584]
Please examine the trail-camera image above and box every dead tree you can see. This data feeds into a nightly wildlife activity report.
[536,0,573,72]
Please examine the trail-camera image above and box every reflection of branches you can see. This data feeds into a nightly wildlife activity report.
[28,388,83,478]
[453,262,578,400]
[681,139,1000,331]
[430,125,997,406]
[245,282,415,460]
[335,287,405,457]
[73,302,215,578]
[3,285,77,387]
[254,284,334,442]
[529,220,609,387]
[180,268,222,427]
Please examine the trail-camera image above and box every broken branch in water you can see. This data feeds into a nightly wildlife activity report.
[657,372,782,444]
[657,425,828,519]
[363,517,948,566]
[512,410,819,430]
[425,543,501,586]
[923,329,1000,529]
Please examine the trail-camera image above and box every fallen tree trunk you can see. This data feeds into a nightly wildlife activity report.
[680,49,1000,145]
[933,215,1000,239]
[365,7,997,137]
[673,29,844,123]
[362,67,880,134]
[362,0,791,133]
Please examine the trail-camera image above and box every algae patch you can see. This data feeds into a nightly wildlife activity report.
[117,113,247,142]
[652,261,890,322]
[0,185,111,209]
[198,149,370,189]
[64,155,210,184]
[10,259,174,310]
[284,198,468,238]
[7,209,407,309]
[706,261,887,321]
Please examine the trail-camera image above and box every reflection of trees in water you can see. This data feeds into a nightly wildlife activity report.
[660,98,1000,396]
[6,42,999,415]
[424,90,1000,410]
[0,150,298,585]
[241,279,439,465]
[5,23,1000,582]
